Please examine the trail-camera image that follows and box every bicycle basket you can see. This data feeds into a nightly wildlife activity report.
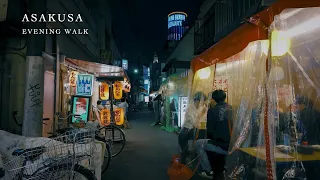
[4,129,96,180]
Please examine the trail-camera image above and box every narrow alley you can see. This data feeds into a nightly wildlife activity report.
[102,108,204,180]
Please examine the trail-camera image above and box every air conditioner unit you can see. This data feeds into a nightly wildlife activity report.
[0,0,8,22]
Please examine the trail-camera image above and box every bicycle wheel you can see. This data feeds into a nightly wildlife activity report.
[101,142,111,174]
[95,135,112,174]
[98,126,126,157]
[37,164,97,180]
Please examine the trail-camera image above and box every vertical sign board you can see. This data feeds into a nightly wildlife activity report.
[122,59,128,70]
[178,96,188,127]
[76,74,94,96]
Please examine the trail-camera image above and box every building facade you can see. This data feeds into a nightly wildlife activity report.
[0,0,121,134]
[194,0,276,55]
[162,26,195,77]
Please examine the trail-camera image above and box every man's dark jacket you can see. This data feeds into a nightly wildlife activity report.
[206,102,232,151]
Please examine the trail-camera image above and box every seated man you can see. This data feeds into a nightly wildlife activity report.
[178,92,207,164]
[196,90,232,178]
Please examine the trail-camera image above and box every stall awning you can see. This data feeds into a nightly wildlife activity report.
[191,0,320,72]
[65,58,131,92]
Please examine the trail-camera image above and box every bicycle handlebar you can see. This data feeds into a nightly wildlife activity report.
[55,113,80,120]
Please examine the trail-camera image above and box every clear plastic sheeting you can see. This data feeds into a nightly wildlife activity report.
[267,8,320,180]
[159,70,190,132]
[178,66,215,168]
[211,40,269,180]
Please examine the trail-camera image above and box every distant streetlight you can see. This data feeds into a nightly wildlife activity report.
[134,69,138,73]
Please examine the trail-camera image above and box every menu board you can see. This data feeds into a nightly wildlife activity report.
[213,75,228,101]
[178,96,188,127]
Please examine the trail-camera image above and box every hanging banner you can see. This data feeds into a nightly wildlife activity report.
[76,74,94,96]
[113,81,123,100]
[100,82,109,100]
[69,71,78,87]
[100,109,111,126]
[114,108,124,125]
[213,75,228,102]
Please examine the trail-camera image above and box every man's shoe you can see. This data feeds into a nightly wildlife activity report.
[199,170,213,179]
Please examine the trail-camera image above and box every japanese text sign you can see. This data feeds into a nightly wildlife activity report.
[100,82,109,100]
[100,109,110,126]
[113,81,123,100]
[76,74,94,96]
[114,108,124,125]
[69,71,78,87]
[213,75,228,102]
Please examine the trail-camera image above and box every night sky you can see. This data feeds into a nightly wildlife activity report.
[110,0,203,68]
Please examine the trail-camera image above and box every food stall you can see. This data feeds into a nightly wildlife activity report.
[265,7,320,179]
[158,70,191,132]
[59,58,130,127]
[186,1,320,179]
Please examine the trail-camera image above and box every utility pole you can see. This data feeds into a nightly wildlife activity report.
[22,0,47,137]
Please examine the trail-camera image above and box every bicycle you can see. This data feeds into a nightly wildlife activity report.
[93,105,126,158]
[50,112,112,174]
[1,129,97,180]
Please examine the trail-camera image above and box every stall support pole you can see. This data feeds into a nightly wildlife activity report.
[264,50,274,179]
[109,81,115,139]
[52,35,60,134]
[22,0,47,137]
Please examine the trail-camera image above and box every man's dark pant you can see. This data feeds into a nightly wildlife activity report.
[178,127,196,164]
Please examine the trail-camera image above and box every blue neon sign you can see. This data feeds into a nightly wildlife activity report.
[168,13,186,29]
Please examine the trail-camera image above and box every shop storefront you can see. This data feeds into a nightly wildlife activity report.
[58,58,130,128]
[185,0,320,179]
[159,70,191,132]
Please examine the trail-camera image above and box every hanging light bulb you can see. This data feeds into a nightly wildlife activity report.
[197,67,211,79]
[271,30,291,57]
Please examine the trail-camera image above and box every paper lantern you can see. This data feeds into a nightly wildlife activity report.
[100,109,111,126]
[114,108,124,125]
[113,81,123,100]
[69,71,78,87]
[100,82,109,100]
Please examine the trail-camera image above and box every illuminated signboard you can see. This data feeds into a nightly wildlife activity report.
[167,12,187,41]
[122,59,128,70]
[168,13,186,29]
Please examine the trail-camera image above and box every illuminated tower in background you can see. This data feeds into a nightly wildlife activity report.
[167,12,188,41]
